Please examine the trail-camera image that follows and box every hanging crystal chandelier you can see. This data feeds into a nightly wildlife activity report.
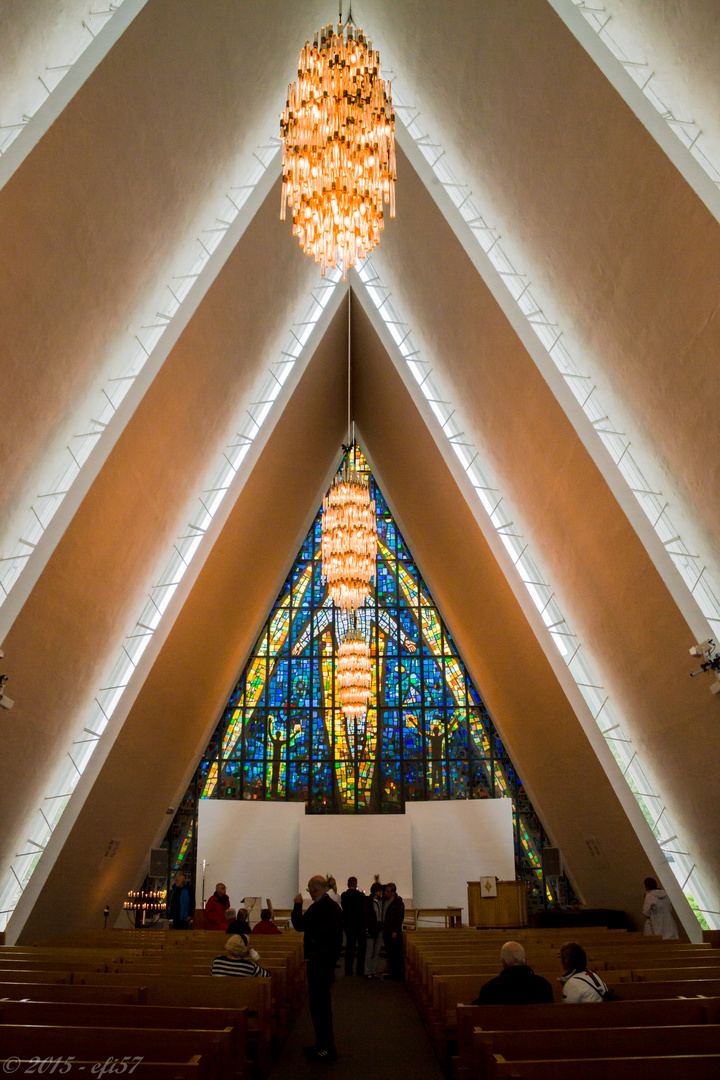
[280,14,396,278]
[336,625,372,719]
[321,461,377,611]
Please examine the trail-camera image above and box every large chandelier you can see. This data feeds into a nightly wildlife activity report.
[321,461,377,611]
[280,17,396,277]
[336,625,372,719]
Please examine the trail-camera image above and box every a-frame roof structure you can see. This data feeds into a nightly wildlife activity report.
[1,0,720,941]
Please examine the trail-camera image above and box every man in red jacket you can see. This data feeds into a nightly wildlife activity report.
[205,882,231,930]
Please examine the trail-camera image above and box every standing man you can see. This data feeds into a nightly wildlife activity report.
[382,881,405,981]
[340,876,366,976]
[205,882,230,930]
[167,872,195,930]
[292,875,344,1062]
[363,881,385,979]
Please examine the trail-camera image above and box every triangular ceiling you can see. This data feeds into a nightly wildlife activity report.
[2,1,720,941]
[11,289,656,940]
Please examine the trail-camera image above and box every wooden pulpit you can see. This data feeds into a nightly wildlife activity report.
[467,879,527,927]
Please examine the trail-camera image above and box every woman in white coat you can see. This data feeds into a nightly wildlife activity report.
[643,876,679,939]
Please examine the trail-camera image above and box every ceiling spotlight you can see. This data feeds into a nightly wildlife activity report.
[689,638,720,696]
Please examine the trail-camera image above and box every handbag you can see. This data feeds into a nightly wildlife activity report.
[578,969,622,1002]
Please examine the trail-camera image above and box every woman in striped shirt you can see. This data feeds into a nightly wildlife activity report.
[211,934,270,977]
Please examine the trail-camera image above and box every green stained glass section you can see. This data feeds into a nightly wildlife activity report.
[168,448,557,911]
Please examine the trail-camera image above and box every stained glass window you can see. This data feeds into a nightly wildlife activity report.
[167,448,557,910]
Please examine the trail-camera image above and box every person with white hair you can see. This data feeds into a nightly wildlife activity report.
[473,940,554,1005]
[211,935,270,977]
[292,874,344,1062]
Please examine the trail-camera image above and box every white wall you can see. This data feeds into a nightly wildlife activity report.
[197,801,305,911]
[407,799,515,919]
[299,814,413,900]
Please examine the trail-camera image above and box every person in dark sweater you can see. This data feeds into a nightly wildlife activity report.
[225,906,251,937]
[473,941,554,1005]
[341,876,366,975]
[292,874,344,1062]
[382,882,405,981]
[167,872,195,930]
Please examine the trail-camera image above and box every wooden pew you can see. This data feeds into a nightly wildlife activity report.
[473,1024,720,1080]
[0,958,108,973]
[0,969,71,983]
[454,999,720,1080]
[605,978,720,999]
[74,971,272,1070]
[491,1052,720,1079]
[632,966,720,981]
[0,982,143,1004]
[0,1061,201,1078]
[0,1002,248,1078]
[111,956,291,1036]
[0,1026,234,1080]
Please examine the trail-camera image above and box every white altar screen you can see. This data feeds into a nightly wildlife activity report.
[407,798,515,913]
[197,798,515,916]
[197,801,305,909]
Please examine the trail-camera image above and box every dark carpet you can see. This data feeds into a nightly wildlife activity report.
[268,970,445,1078]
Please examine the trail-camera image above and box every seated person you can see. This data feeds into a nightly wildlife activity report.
[252,908,281,934]
[205,882,230,930]
[211,935,270,977]
[473,941,554,1005]
[226,906,252,937]
[559,941,610,1002]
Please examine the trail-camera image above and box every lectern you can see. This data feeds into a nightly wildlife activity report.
[467,880,527,927]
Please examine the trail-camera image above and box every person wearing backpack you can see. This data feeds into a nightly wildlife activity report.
[559,941,616,1002]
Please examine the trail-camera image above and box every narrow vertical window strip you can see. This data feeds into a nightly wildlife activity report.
[569,0,720,190]
[387,82,720,642]
[0,2,133,162]
[0,138,281,614]
[354,257,719,930]
[0,268,342,934]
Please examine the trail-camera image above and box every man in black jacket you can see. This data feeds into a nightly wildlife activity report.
[292,875,344,1062]
[382,881,405,981]
[341,876,366,976]
[473,941,554,1005]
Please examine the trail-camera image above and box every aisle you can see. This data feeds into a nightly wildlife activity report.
[268,970,445,1078]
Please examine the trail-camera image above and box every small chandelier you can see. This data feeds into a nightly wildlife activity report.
[337,625,372,719]
[280,12,396,278]
[321,459,377,611]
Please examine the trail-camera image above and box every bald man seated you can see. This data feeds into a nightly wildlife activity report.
[473,941,554,1005]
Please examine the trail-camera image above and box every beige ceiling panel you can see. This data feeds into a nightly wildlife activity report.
[371,142,720,901]
[350,294,653,923]
[362,0,720,583]
[593,0,720,160]
[0,0,328,534]
[15,296,348,943]
[0,175,319,889]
